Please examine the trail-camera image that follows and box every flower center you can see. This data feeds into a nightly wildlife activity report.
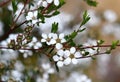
[70,54,74,59]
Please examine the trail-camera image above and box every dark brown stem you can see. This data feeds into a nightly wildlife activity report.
[76,52,106,59]
[80,44,120,49]
[0,21,27,41]
[0,0,11,7]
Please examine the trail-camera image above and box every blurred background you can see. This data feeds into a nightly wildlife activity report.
[1,0,120,82]
[60,0,120,82]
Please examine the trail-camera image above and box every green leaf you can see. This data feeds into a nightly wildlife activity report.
[97,40,104,45]
[78,28,86,32]
[111,40,119,49]
[52,10,60,16]
[12,0,18,13]
[51,22,58,33]
[84,0,98,7]
[37,12,45,23]
[70,31,77,39]
[80,11,90,27]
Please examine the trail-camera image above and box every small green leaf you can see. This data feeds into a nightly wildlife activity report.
[78,28,86,32]
[80,11,90,27]
[37,12,45,23]
[70,31,77,39]
[85,52,89,56]
[52,10,60,16]
[12,0,18,13]
[91,56,96,60]
[84,0,98,7]
[97,40,104,45]
[111,40,119,49]
[51,22,58,33]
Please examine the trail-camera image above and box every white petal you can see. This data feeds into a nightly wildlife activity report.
[64,57,71,65]
[61,38,66,43]
[46,0,53,3]
[53,33,58,39]
[28,12,33,18]
[48,33,54,38]
[26,16,31,20]
[32,20,38,24]
[70,47,76,54]
[43,73,49,79]
[46,42,51,45]
[74,52,82,58]
[59,33,65,39]
[41,39,46,42]
[35,42,42,48]
[34,46,39,49]
[42,33,48,39]
[33,11,38,17]
[53,55,59,61]
[37,1,42,6]
[42,1,48,7]
[32,37,37,42]
[49,39,56,44]
[54,0,59,6]
[64,50,70,58]
[55,43,63,50]
[57,61,63,67]
[57,49,64,56]
[72,58,78,64]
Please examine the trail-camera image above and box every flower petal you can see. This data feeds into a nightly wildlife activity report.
[57,49,64,56]
[55,43,63,50]
[54,0,60,6]
[57,61,63,67]
[46,0,53,3]
[53,55,59,61]
[74,52,82,58]
[64,57,71,65]
[70,47,76,54]
[72,58,78,64]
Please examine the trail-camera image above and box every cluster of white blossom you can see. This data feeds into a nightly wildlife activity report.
[35,0,60,7]
[65,72,92,82]
[26,11,40,25]
[0,34,42,58]
[0,34,17,47]
[36,63,55,82]
[53,47,82,67]
[83,39,98,55]
[41,33,66,49]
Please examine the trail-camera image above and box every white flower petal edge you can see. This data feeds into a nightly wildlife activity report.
[54,0,60,6]
[57,61,63,67]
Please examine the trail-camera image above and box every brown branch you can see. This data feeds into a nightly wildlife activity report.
[80,44,120,49]
[0,21,27,41]
[76,52,106,59]
[0,44,120,51]
[0,0,11,7]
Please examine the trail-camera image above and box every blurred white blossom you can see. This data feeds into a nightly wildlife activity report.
[104,10,117,23]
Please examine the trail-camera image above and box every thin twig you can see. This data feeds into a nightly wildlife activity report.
[0,0,11,7]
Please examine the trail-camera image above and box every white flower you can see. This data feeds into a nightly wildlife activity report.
[55,43,63,50]
[64,47,82,65]
[53,55,60,61]
[46,0,60,6]
[38,0,48,7]
[63,57,71,65]
[41,33,66,46]
[57,61,64,67]
[41,33,56,45]
[26,11,39,24]
[34,42,42,49]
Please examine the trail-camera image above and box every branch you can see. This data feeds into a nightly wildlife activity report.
[0,0,11,7]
